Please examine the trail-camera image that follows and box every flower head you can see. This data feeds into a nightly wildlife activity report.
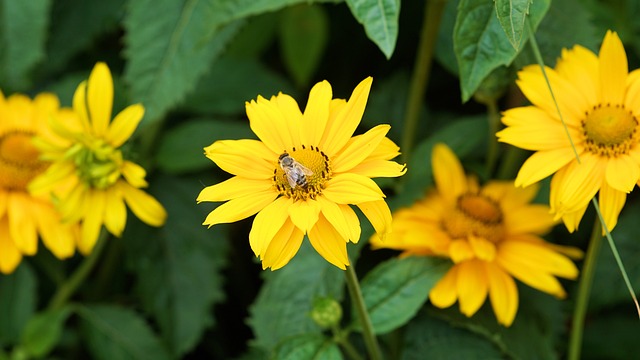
[371,144,581,326]
[0,92,80,273]
[29,62,167,254]
[497,31,640,232]
[198,77,406,270]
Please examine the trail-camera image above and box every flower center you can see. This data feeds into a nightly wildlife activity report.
[0,130,48,190]
[273,144,331,201]
[441,193,505,243]
[69,140,123,189]
[583,104,639,157]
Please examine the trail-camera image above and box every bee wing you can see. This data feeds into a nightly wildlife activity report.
[285,171,299,188]
[297,163,314,176]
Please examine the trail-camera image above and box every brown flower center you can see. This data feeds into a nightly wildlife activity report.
[0,130,48,190]
[441,193,505,243]
[583,104,639,157]
[273,144,331,201]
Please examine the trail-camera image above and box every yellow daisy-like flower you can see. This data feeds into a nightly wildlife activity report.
[371,144,581,326]
[497,31,640,232]
[29,62,167,254]
[0,92,80,274]
[197,77,406,270]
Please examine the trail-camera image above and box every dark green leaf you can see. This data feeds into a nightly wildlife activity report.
[454,0,549,102]
[248,241,345,350]
[583,312,640,360]
[272,334,342,360]
[402,311,503,360]
[0,0,51,90]
[156,118,255,174]
[124,175,229,356]
[182,56,296,116]
[226,12,279,58]
[279,4,329,87]
[0,264,37,345]
[345,0,400,59]
[494,0,531,49]
[20,307,72,358]
[356,257,449,334]
[78,305,171,360]
[435,0,460,75]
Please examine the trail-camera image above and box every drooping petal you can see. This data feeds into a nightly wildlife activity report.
[33,202,75,259]
[504,204,556,235]
[261,219,304,270]
[357,200,391,240]
[288,198,322,234]
[246,95,298,154]
[323,173,385,204]
[605,155,639,193]
[499,237,579,279]
[560,205,589,233]
[456,260,488,318]
[599,31,628,105]
[497,250,567,298]
[321,77,373,156]
[553,153,604,213]
[485,262,519,327]
[331,125,390,173]
[204,139,275,179]
[249,197,292,258]
[121,161,148,188]
[317,196,354,243]
[449,240,474,263]
[0,220,22,274]
[106,104,144,147]
[202,188,276,227]
[103,187,127,237]
[300,80,332,146]
[78,189,106,255]
[308,214,350,269]
[120,182,167,227]
[432,143,467,203]
[598,182,626,232]
[429,266,459,309]
[468,236,496,261]
[86,62,114,135]
[515,148,578,187]
[7,193,38,255]
[197,176,273,203]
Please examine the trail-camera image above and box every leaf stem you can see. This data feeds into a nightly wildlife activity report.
[47,231,109,311]
[400,0,447,164]
[568,218,602,360]
[345,264,382,360]
[332,326,364,360]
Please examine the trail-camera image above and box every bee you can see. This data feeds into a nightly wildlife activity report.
[278,152,313,189]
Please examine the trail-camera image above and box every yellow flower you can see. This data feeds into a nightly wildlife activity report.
[197,77,406,270]
[0,92,80,274]
[29,62,167,254]
[497,31,640,232]
[371,144,581,326]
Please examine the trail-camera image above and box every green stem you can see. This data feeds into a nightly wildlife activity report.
[332,326,363,360]
[484,98,500,177]
[400,0,447,164]
[495,145,527,180]
[47,231,109,310]
[345,264,382,360]
[568,220,602,360]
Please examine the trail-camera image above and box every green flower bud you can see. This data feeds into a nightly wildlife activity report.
[310,297,342,329]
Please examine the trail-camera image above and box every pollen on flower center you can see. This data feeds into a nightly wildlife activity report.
[70,140,123,189]
[583,104,639,157]
[0,130,47,190]
[273,144,332,201]
[441,193,505,243]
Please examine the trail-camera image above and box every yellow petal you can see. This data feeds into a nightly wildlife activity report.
[514,148,577,187]
[104,187,127,237]
[605,155,639,193]
[481,181,539,212]
[261,218,304,270]
[33,202,75,259]
[432,143,467,203]
[599,31,628,105]
[87,62,114,135]
[555,45,599,105]
[366,136,401,161]
[429,265,458,309]
[497,106,582,150]
[197,177,273,203]
[288,198,321,234]
[456,260,488,318]
[323,173,385,204]
[449,239,474,263]
[246,94,299,154]
[0,220,22,274]
[72,81,91,132]
[308,214,350,269]
[58,183,88,223]
[107,104,144,147]
[340,204,361,243]
[204,140,275,179]
[317,196,354,243]
[249,197,292,258]
[559,205,589,233]
[598,182,626,232]
[485,262,518,327]
[625,70,640,114]
[28,162,76,195]
[497,249,568,298]
[504,204,556,235]
[121,161,148,188]
[357,200,391,240]
[553,153,604,213]
[202,188,275,227]
[301,80,332,146]
[0,190,7,219]
[120,182,167,227]
[320,77,372,156]
[331,124,390,173]
[7,193,38,255]
[499,237,579,279]
[79,189,106,255]
[468,236,496,261]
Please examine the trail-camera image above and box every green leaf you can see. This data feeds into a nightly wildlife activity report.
[124,175,229,356]
[583,312,639,360]
[0,264,37,345]
[182,56,296,116]
[20,307,72,358]
[356,257,450,334]
[78,305,171,360]
[248,241,345,350]
[345,0,400,59]
[279,4,329,87]
[0,0,51,90]
[494,0,531,49]
[156,118,255,174]
[402,311,503,359]
[226,12,279,58]
[454,0,549,102]
[123,0,244,123]
[272,334,343,360]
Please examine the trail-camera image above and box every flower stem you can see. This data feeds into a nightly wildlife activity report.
[47,231,109,310]
[345,264,382,360]
[332,326,364,360]
[400,0,447,164]
[484,98,500,176]
[568,219,602,360]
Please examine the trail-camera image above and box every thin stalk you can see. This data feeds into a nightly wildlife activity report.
[332,326,364,360]
[485,98,500,176]
[568,219,602,360]
[400,0,447,164]
[47,231,109,310]
[345,265,382,360]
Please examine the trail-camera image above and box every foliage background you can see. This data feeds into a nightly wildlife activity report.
[0,0,639,359]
